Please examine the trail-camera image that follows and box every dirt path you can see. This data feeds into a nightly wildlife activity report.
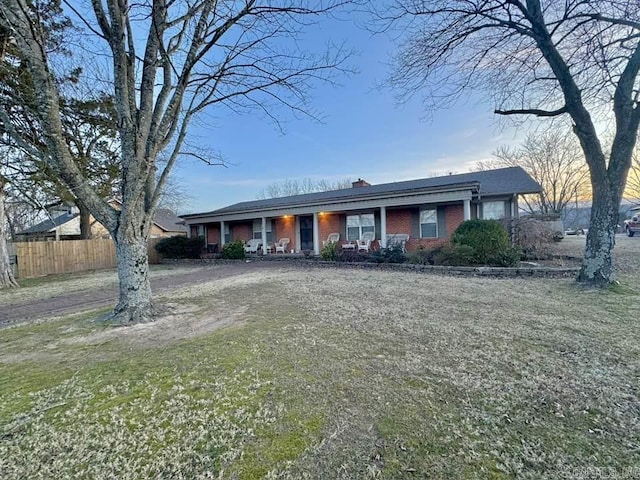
[0,263,273,327]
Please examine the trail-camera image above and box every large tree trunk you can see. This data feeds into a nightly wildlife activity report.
[0,185,19,288]
[110,229,153,325]
[577,190,618,285]
[79,203,92,239]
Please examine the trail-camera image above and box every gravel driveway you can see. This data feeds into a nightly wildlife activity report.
[0,262,272,327]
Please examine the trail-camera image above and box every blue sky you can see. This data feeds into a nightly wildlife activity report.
[174,11,524,214]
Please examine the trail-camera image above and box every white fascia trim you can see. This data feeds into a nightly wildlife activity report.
[184,189,474,225]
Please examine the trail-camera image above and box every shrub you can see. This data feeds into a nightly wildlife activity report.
[221,240,246,260]
[512,218,555,260]
[338,249,369,263]
[155,235,204,259]
[491,246,522,267]
[407,245,443,265]
[433,244,476,266]
[368,244,406,264]
[320,242,340,261]
[452,219,513,265]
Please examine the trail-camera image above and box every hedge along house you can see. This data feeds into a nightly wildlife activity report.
[182,167,541,255]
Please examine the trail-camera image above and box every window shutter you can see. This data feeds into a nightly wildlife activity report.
[374,211,381,239]
[437,207,447,238]
[339,214,347,239]
[411,209,420,238]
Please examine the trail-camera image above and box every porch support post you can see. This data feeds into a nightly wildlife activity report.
[313,212,320,255]
[380,206,387,248]
[463,199,471,221]
[261,217,268,255]
[220,221,226,247]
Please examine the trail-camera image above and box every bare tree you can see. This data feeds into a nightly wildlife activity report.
[478,130,590,215]
[257,177,352,199]
[0,27,19,287]
[378,0,640,285]
[0,0,351,323]
[0,176,19,288]
[156,173,193,213]
[626,148,640,202]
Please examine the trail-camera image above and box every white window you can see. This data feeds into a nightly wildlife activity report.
[253,219,273,243]
[346,213,375,241]
[420,209,438,238]
[483,201,506,220]
[196,225,205,237]
[224,223,231,243]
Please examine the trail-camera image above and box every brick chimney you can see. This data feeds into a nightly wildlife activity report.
[352,178,371,188]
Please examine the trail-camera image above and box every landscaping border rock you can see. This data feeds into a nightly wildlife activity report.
[161,256,580,278]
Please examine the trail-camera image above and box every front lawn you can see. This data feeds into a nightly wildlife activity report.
[1,262,639,478]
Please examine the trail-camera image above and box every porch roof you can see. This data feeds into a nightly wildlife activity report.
[183,166,541,223]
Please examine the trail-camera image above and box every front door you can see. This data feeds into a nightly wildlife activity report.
[299,215,314,250]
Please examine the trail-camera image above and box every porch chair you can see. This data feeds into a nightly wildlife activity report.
[386,234,410,253]
[356,231,375,252]
[322,232,340,247]
[244,238,262,254]
[274,238,290,254]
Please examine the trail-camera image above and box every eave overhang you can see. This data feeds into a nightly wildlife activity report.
[183,183,479,224]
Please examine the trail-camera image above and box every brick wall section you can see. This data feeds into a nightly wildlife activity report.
[387,204,466,252]
[206,224,220,244]
[445,204,464,236]
[231,223,252,243]
[318,213,341,246]
[273,216,296,251]
[386,209,413,237]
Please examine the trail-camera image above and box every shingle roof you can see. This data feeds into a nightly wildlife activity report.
[184,166,541,218]
[153,208,187,232]
[18,212,78,234]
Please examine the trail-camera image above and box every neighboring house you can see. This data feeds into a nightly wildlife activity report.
[150,209,189,238]
[16,204,110,241]
[17,207,186,241]
[182,166,541,254]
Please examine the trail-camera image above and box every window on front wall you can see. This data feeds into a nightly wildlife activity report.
[252,219,273,243]
[483,201,506,220]
[420,209,438,238]
[196,225,205,238]
[346,213,375,241]
[224,223,231,243]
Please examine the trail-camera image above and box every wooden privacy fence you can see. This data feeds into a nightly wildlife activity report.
[14,238,162,279]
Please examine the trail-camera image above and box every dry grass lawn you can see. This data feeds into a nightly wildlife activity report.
[1,236,639,479]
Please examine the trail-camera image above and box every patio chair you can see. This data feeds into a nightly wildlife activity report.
[274,238,290,254]
[386,234,409,253]
[356,231,375,252]
[244,238,262,254]
[322,232,340,247]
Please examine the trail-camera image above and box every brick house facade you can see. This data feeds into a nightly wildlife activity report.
[182,167,541,255]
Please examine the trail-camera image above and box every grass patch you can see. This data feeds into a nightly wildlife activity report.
[2,265,640,478]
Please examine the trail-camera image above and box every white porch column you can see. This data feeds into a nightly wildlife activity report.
[463,199,471,221]
[380,206,387,248]
[312,212,320,255]
[220,221,226,247]
[261,217,268,255]
[294,216,300,254]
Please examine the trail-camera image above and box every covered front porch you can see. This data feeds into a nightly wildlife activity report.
[187,196,480,256]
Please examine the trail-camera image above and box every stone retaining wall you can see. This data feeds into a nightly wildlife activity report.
[161,256,580,278]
